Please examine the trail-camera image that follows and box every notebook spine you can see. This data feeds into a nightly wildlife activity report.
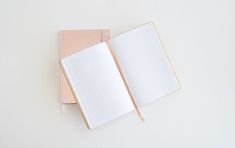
[105,41,144,121]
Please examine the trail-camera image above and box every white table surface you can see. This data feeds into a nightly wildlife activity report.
[0,0,235,147]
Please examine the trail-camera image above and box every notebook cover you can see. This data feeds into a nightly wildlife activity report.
[60,30,110,103]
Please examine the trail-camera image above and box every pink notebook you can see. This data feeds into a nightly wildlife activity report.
[60,30,110,103]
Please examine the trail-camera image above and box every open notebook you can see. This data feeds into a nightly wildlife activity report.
[60,23,180,129]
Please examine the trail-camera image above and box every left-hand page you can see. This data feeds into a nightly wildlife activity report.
[60,30,110,103]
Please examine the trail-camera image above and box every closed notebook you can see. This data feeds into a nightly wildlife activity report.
[60,23,180,129]
[60,30,110,103]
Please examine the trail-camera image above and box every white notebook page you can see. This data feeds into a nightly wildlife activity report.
[61,43,134,128]
[110,23,180,106]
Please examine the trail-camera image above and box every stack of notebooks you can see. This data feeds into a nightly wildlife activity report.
[60,22,180,129]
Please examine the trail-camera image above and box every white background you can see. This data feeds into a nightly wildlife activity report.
[0,0,235,147]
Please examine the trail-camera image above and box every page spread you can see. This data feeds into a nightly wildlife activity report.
[60,22,180,129]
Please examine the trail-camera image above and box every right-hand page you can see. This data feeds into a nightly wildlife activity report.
[109,22,180,106]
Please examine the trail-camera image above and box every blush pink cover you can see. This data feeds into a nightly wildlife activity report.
[60,30,110,103]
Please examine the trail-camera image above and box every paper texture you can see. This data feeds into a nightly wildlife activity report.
[110,22,180,106]
[61,43,134,128]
